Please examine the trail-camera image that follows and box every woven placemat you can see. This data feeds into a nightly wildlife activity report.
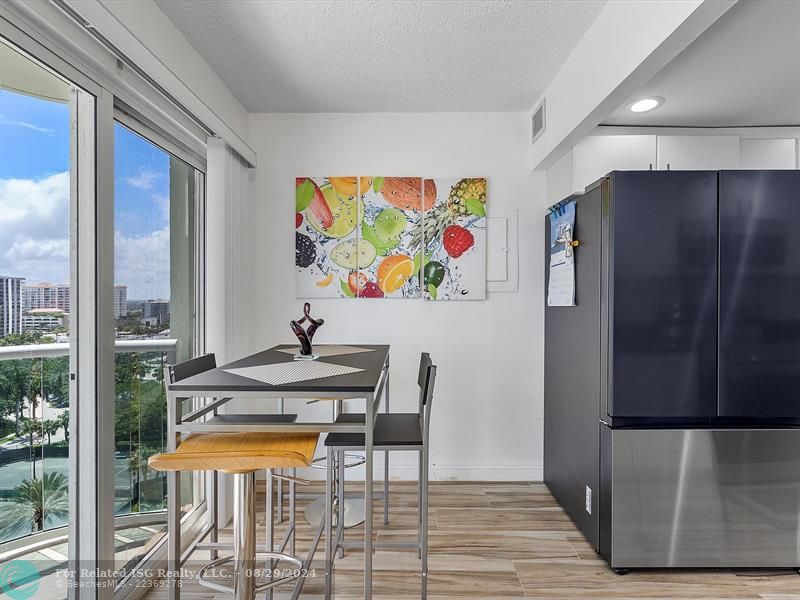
[224,361,364,385]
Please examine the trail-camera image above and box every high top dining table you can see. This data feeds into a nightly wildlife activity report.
[165,344,390,600]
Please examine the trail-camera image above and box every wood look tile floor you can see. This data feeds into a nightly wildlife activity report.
[142,482,800,599]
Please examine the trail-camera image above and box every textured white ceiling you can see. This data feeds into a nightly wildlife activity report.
[155,0,604,113]
[604,0,800,127]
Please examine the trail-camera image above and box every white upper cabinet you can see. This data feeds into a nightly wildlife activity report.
[740,138,797,169]
[656,135,740,170]
[572,135,657,193]
[547,133,797,208]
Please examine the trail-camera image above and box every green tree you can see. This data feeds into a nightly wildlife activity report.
[43,356,69,407]
[19,417,42,480]
[0,472,69,536]
[42,419,59,445]
[0,332,43,347]
[0,359,32,435]
[58,410,70,443]
[19,417,41,445]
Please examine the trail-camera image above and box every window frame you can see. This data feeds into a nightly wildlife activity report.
[110,112,208,600]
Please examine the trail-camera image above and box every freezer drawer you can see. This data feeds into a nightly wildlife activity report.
[601,427,800,568]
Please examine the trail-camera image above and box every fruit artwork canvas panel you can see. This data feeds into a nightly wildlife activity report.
[421,178,487,300]
[295,176,487,301]
[358,177,425,299]
[295,177,366,298]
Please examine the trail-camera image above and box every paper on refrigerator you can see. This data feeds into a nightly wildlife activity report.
[547,201,576,307]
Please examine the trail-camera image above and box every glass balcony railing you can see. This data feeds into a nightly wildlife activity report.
[0,339,178,574]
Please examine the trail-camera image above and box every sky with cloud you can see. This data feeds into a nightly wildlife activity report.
[0,89,172,300]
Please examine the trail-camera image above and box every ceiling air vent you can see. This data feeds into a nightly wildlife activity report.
[532,98,546,144]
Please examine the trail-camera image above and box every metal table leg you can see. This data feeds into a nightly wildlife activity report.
[364,390,374,600]
[324,447,334,599]
[384,367,390,526]
[336,451,346,558]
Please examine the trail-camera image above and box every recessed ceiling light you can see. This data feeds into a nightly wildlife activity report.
[628,97,664,113]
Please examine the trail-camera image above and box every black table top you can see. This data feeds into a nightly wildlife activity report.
[168,344,389,394]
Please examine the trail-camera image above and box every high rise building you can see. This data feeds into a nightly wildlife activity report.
[0,276,24,337]
[22,282,70,311]
[142,299,170,325]
[114,285,128,318]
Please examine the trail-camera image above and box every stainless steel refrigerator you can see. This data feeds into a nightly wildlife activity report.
[544,170,800,570]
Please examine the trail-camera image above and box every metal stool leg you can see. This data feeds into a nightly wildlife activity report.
[324,446,334,600]
[336,450,346,558]
[418,450,423,559]
[266,471,274,600]
[421,447,429,600]
[277,470,284,523]
[233,472,257,600]
[384,450,389,525]
[277,399,286,524]
[289,468,296,556]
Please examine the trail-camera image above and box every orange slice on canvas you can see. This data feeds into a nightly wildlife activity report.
[329,177,373,198]
[377,254,414,293]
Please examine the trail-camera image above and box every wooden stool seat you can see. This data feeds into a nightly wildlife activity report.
[148,432,319,474]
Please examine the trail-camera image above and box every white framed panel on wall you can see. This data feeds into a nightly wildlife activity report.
[487,207,519,293]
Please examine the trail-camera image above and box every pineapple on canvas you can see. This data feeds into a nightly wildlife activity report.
[421,178,487,300]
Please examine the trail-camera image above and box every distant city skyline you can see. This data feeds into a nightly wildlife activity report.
[0,277,174,337]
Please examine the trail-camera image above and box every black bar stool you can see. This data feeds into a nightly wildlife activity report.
[324,352,437,599]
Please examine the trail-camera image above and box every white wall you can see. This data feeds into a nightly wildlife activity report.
[240,113,545,481]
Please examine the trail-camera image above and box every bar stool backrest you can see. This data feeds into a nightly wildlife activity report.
[415,352,437,445]
[166,352,216,385]
[422,364,437,446]
[417,352,432,416]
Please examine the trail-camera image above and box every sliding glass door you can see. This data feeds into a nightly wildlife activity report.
[0,37,79,599]
[0,28,206,600]
[112,120,205,586]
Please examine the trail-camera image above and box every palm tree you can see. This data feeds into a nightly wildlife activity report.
[0,472,69,536]
[58,411,70,442]
[19,417,41,445]
[19,417,42,480]
[42,419,59,445]
[0,359,31,435]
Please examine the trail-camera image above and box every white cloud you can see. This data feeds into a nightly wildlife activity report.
[0,173,70,283]
[0,172,69,228]
[124,168,159,190]
[151,193,170,223]
[0,171,171,298]
[6,239,69,262]
[0,113,55,136]
[114,227,170,299]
